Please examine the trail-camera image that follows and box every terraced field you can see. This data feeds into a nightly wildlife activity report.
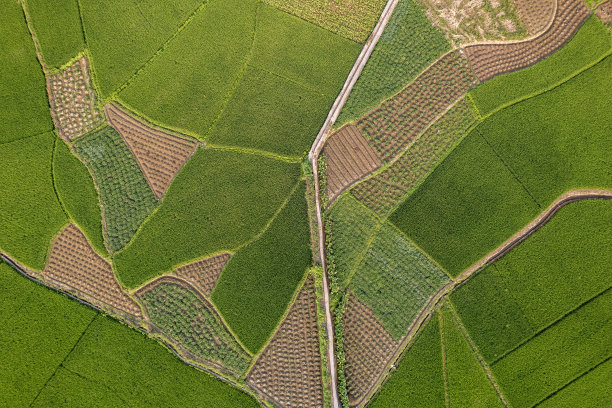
[2,0,611,406]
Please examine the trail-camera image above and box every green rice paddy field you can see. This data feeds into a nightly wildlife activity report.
[0,262,259,408]
[2,0,611,406]
[372,200,612,408]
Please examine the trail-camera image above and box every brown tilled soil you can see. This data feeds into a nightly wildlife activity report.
[358,50,478,162]
[173,252,230,297]
[43,224,142,319]
[48,57,104,141]
[464,0,591,82]
[596,1,612,24]
[342,292,398,406]
[247,275,324,408]
[105,103,198,199]
[513,0,556,34]
[323,124,382,203]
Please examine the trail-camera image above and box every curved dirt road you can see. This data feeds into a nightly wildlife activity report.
[357,189,612,406]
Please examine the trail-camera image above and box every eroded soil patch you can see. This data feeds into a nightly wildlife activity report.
[48,57,104,141]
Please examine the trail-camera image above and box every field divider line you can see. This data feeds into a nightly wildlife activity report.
[481,48,612,121]
[453,190,612,286]
[50,134,70,219]
[476,128,542,210]
[376,109,482,220]
[206,143,301,163]
[531,355,612,408]
[339,220,384,294]
[387,220,453,281]
[243,271,317,399]
[0,287,35,328]
[491,285,612,367]
[27,314,98,408]
[248,63,333,97]
[446,301,510,407]
[0,129,54,146]
[60,366,135,408]
[19,0,48,73]
[231,179,302,255]
[438,310,451,408]
[105,0,211,101]
[204,2,261,140]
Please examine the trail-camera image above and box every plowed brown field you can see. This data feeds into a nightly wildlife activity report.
[358,50,478,162]
[48,57,104,141]
[513,0,556,34]
[464,0,590,82]
[247,275,324,408]
[342,292,398,406]
[105,103,198,199]
[596,1,612,24]
[323,124,381,203]
[173,252,230,297]
[43,224,142,320]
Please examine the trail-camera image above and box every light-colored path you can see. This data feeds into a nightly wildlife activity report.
[308,1,402,407]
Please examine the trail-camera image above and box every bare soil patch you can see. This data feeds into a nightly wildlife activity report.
[464,0,590,82]
[43,224,141,320]
[323,124,382,203]
[247,275,324,408]
[419,0,527,46]
[596,1,612,24]
[105,103,198,199]
[342,292,398,406]
[48,57,104,141]
[173,252,230,297]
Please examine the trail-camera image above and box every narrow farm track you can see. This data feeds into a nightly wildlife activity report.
[357,189,612,406]
[0,253,266,407]
[308,1,402,407]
